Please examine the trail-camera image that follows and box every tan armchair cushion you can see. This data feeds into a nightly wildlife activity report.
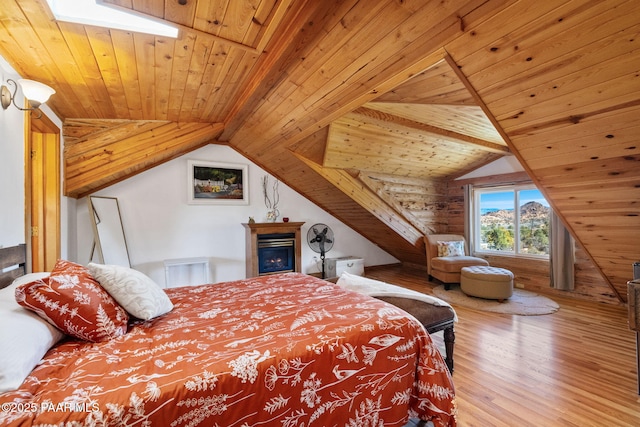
[431,256,490,273]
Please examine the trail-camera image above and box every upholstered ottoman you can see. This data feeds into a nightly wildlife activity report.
[460,266,514,302]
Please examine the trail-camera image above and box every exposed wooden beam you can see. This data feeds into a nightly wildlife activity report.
[292,152,424,247]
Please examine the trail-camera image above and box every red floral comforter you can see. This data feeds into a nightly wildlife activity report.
[0,273,456,426]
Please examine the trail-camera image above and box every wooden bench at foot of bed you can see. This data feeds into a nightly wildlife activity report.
[374,296,455,374]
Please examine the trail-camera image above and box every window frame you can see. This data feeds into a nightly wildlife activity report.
[471,183,550,259]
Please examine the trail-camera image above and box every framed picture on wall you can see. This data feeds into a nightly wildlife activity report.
[187,160,249,205]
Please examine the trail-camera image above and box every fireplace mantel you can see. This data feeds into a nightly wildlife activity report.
[242,222,304,278]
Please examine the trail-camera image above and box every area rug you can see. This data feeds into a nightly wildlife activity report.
[432,284,559,316]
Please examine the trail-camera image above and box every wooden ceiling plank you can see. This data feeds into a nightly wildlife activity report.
[242,1,483,150]
[154,35,176,120]
[232,0,492,149]
[130,0,164,17]
[490,43,640,128]
[84,25,131,118]
[329,120,484,159]
[325,121,493,179]
[510,104,640,145]
[480,23,640,111]
[565,214,640,231]
[176,33,215,122]
[65,121,189,162]
[132,32,157,119]
[110,30,144,120]
[443,0,536,64]
[372,59,474,105]
[540,178,640,200]
[217,0,261,46]
[499,78,640,134]
[328,117,468,154]
[285,0,400,90]
[353,106,509,154]
[55,21,118,118]
[166,31,196,121]
[456,0,628,87]
[0,1,93,118]
[240,3,436,145]
[517,126,640,169]
[104,0,261,53]
[219,0,329,139]
[367,103,506,145]
[291,2,458,128]
[12,0,104,116]
[198,45,257,122]
[193,0,231,39]
[555,200,640,213]
[62,118,133,140]
[534,157,640,187]
[64,120,169,158]
[65,122,222,194]
[163,0,197,27]
[253,0,297,53]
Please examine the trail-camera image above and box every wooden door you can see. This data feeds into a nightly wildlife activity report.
[26,113,60,272]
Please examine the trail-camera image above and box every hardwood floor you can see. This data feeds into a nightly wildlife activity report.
[365,265,640,427]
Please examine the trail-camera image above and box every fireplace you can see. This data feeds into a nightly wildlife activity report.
[243,222,304,278]
[258,234,295,275]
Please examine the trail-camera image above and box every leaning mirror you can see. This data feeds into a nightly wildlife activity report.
[88,196,131,267]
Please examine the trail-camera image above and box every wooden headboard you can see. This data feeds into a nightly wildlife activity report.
[0,244,26,289]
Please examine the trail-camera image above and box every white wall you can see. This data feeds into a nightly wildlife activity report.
[456,155,524,180]
[0,57,67,258]
[0,70,26,248]
[78,144,398,286]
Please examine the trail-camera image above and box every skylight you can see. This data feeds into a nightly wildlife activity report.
[46,0,178,38]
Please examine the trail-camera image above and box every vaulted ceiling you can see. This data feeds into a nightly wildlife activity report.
[1,0,638,302]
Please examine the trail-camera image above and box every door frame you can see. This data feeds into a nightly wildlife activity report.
[24,111,61,272]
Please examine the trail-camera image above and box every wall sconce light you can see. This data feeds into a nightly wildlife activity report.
[1,79,56,114]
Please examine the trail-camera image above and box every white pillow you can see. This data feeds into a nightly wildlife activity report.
[88,263,173,320]
[0,273,65,393]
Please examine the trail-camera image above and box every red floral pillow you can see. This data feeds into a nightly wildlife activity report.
[15,260,128,342]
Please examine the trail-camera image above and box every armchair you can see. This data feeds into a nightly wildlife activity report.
[425,234,489,289]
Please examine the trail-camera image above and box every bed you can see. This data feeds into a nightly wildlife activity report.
[0,244,456,426]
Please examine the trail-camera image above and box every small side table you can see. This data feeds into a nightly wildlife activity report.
[163,257,210,288]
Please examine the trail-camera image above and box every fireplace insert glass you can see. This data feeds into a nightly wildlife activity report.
[257,233,295,275]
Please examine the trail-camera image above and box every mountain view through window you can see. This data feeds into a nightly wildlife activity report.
[476,188,550,257]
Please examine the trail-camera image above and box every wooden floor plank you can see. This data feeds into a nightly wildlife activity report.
[367,265,640,427]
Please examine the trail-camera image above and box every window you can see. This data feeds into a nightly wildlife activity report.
[473,185,550,257]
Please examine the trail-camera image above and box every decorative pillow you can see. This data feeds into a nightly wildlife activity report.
[0,273,65,393]
[437,240,464,257]
[88,263,173,320]
[16,260,129,342]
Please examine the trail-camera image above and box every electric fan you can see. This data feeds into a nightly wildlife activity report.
[307,223,335,279]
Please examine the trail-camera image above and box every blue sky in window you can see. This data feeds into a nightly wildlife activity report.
[480,189,549,212]
[519,189,549,207]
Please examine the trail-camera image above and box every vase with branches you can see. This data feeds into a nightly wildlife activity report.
[262,176,280,222]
